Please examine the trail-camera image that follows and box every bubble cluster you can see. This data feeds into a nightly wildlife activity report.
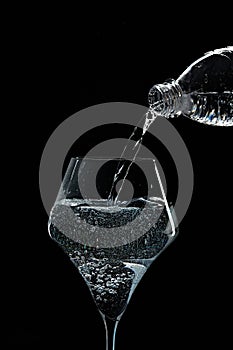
[73,256,135,319]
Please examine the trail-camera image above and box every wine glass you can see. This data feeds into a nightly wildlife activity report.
[48,157,178,349]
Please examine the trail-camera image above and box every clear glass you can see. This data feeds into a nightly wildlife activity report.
[48,157,178,349]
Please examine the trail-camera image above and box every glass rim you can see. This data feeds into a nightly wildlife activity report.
[70,156,157,161]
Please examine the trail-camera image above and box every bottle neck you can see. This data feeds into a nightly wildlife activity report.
[148,79,183,118]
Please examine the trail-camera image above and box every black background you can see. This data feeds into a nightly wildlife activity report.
[6,6,233,348]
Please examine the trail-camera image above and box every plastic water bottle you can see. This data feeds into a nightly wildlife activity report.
[148,47,233,126]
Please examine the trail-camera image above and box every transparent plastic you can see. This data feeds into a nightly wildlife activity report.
[148,47,233,126]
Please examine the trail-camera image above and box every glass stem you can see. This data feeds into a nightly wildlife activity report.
[103,316,119,350]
